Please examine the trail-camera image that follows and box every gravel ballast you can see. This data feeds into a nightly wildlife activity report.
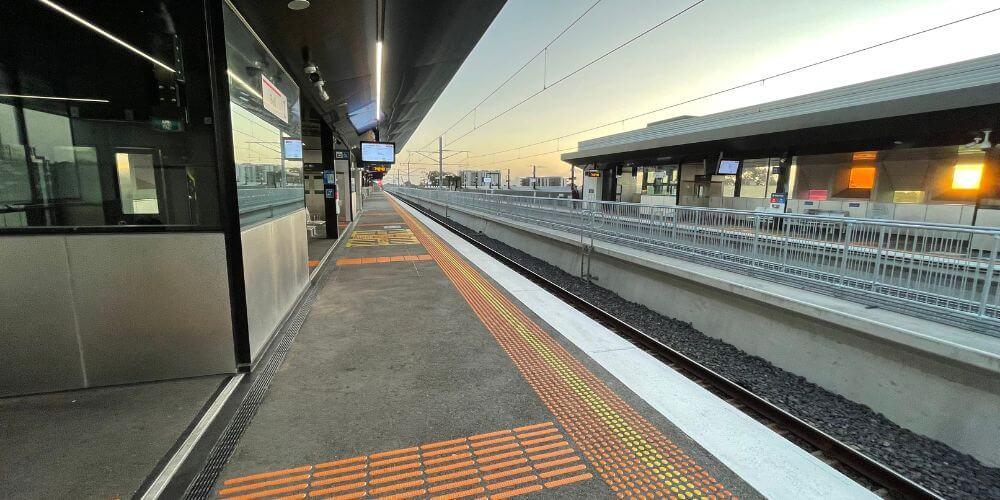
[427,209,1000,499]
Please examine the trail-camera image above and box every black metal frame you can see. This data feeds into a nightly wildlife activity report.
[359,140,397,164]
[205,0,252,368]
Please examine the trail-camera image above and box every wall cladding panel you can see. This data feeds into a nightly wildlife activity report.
[241,209,309,361]
[68,234,236,386]
[0,236,84,395]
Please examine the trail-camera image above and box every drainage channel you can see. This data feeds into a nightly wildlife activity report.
[133,227,350,500]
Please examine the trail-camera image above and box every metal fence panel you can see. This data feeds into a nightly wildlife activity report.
[389,187,1000,336]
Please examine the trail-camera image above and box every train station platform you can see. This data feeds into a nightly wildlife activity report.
[191,192,872,499]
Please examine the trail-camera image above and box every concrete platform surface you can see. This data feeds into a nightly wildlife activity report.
[206,193,769,499]
[0,374,227,499]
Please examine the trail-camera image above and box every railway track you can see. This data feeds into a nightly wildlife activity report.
[395,193,942,500]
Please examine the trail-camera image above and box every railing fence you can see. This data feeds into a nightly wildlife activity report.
[390,187,1000,336]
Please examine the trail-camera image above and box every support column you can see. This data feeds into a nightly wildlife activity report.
[320,120,339,239]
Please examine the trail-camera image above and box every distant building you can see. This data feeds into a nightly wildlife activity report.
[519,175,564,188]
[459,169,503,188]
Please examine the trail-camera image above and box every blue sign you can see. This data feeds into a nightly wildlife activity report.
[325,188,334,199]
[323,170,336,185]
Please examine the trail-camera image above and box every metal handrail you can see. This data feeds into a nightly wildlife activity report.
[389,187,1000,336]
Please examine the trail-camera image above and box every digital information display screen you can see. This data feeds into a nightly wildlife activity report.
[361,142,396,163]
[283,139,303,160]
[717,159,740,175]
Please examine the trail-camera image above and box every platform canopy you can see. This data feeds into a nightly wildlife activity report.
[233,0,505,148]
[562,54,1000,165]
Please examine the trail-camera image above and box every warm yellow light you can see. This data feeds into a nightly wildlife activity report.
[952,162,983,190]
[849,167,875,189]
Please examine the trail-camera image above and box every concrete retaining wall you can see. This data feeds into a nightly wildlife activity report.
[403,194,1000,467]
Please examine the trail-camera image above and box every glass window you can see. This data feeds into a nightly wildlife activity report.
[739,158,771,198]
[849,167,876,189]
[223,4,304,227]
[0,0,222,230]
[643,165,678,196]
[874,146,983,203]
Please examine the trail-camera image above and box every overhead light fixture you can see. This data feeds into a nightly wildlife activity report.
[287,0,310,9]
[375,41,383,122]
[0,93,109,103]
[36,0,175,73]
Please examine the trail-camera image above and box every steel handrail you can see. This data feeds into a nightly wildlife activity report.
[389,187,1000,335]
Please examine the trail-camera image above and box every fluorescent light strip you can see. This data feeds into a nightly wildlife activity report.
[375,41,383,121]
[227,70,262,99]
[0,94,109,103]
[36,0,175,73]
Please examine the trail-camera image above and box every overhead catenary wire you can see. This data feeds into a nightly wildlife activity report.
[462,5,1000,166]
[443,0,708,147]
[413,0,605,153]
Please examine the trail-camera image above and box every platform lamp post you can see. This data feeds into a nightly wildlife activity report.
[438,136,443,190]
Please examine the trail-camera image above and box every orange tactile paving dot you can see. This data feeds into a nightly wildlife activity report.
[336,254,433,266]
[216,422,592,500]
[388,198,736,499]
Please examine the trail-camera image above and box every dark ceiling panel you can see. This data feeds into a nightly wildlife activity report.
[231,0,505,149]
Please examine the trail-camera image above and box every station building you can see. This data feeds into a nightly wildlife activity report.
[0,0,501,396]
[563,54,1000,229]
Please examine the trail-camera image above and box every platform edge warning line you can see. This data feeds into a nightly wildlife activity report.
[389,196,735,499]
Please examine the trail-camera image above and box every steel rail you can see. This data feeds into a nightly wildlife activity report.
[393,192,943,500]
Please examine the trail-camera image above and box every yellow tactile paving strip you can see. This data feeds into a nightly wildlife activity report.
[390,198,734,499]
[336,255,434,266]
[346,229,420,247]
[216,422,591,500]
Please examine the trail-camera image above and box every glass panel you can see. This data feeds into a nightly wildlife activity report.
[739,158,770,198]
[893,190,925,203]
[0,0,222,230]
[849,167,876,189]
[116,151,160,215]
[223,3,304,227]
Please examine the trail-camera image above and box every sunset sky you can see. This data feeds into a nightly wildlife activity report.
[395,0,1000,183]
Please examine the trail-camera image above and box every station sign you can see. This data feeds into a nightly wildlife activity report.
[334,150,350,160]
[585,171,601,177]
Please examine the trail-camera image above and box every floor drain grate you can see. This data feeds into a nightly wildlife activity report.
[183,263,334,499]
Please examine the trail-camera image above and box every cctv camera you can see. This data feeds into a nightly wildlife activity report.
[304,63,322,82]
